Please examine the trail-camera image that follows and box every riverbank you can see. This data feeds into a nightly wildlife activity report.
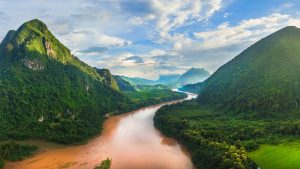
[122,86,187,114]
[5,92,193,169]
[154,99,300,169]
[154,102,258,168]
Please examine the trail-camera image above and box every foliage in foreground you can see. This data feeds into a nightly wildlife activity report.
[0,142,38,168]
[95,158,111,169]
[154,100,300,169]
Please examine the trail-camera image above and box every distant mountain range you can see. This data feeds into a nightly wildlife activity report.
[177,68,210,85]
[155,74,181,85]
[118,76,157,86]
[118,68,210,87]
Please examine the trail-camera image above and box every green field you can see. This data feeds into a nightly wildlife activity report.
[124,85,186,103]
[249,141,300,169]
[154,101,300,169]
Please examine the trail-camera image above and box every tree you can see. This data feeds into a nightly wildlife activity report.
[95,158,111,169]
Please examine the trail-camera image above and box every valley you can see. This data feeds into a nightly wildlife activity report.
[154,26,300,169]
[5,93,197,169]
[1,1,300,168]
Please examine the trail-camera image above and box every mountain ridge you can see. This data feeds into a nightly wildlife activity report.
[0,19,131,143]
[177,68,210,85]
[0,19,120,89]
[118,67,210,87]
[198,26,300,115]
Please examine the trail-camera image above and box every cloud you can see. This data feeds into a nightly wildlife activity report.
[224,12,230,18]
[1,0,300,79]
[170,13,300,72]
[80,46,108,54]
[118,0,223,41]
[194,13,300,50]
[154,0,222,41]
[152,54,183,63]
[119,0,154,16]
[59,29,132,54]
[122,55,144,63]
[74,8,300,79]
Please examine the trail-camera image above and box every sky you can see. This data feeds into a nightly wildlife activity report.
[0,0,300,79]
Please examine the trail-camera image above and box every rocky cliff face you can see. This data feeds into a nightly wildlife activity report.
[43,38,55,58]
[96,68,120,91]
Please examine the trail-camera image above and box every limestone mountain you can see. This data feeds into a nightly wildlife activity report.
[177,68,210,85]
[0,19,132,143]
[0,19,119,88]
[96,68,119,91]
[198,26,300,115]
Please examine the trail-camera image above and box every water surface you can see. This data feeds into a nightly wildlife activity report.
[7,92,197,169]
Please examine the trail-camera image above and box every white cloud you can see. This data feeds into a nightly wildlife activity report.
[224,12,230,18]
[89,13,300,78]
[151,0,222,41]
[129,17,145,25]
[59,29,132,56]
[194,13,300,50]
[1,0,300,79]
[166,13,300,73]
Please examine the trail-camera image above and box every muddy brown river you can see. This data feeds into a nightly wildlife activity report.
[6,92,197,169]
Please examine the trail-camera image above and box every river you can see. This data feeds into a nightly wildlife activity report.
[6,92,197,169]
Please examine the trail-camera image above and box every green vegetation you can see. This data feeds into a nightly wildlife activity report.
[154,26,300,169]
[154,102,257,169]
[96,69,119,91]
[95,158,111,169]
[0,19,135,144]
[0,19,107,85]
[249,141,300,169]
[114,75,136,91]
[179,82,203,94]
[0,19,186,145]
[0,141,38,168]
[198,26,300,115]
[0,160,4,169]
[119,76,156,85]
[154,99,300,169]
[124,85,187,107]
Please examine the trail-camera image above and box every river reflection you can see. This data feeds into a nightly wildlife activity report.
[6,92,197,169]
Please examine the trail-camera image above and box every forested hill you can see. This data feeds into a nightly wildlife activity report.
[0,19,132,143]
[198,26,300,115]
[0,19,120,90]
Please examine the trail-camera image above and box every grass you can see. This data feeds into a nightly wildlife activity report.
[249,141,300,169]
[124,87,185,102]
[155,101,300,168]
[125,90,174,101]
[168,104,215,118]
